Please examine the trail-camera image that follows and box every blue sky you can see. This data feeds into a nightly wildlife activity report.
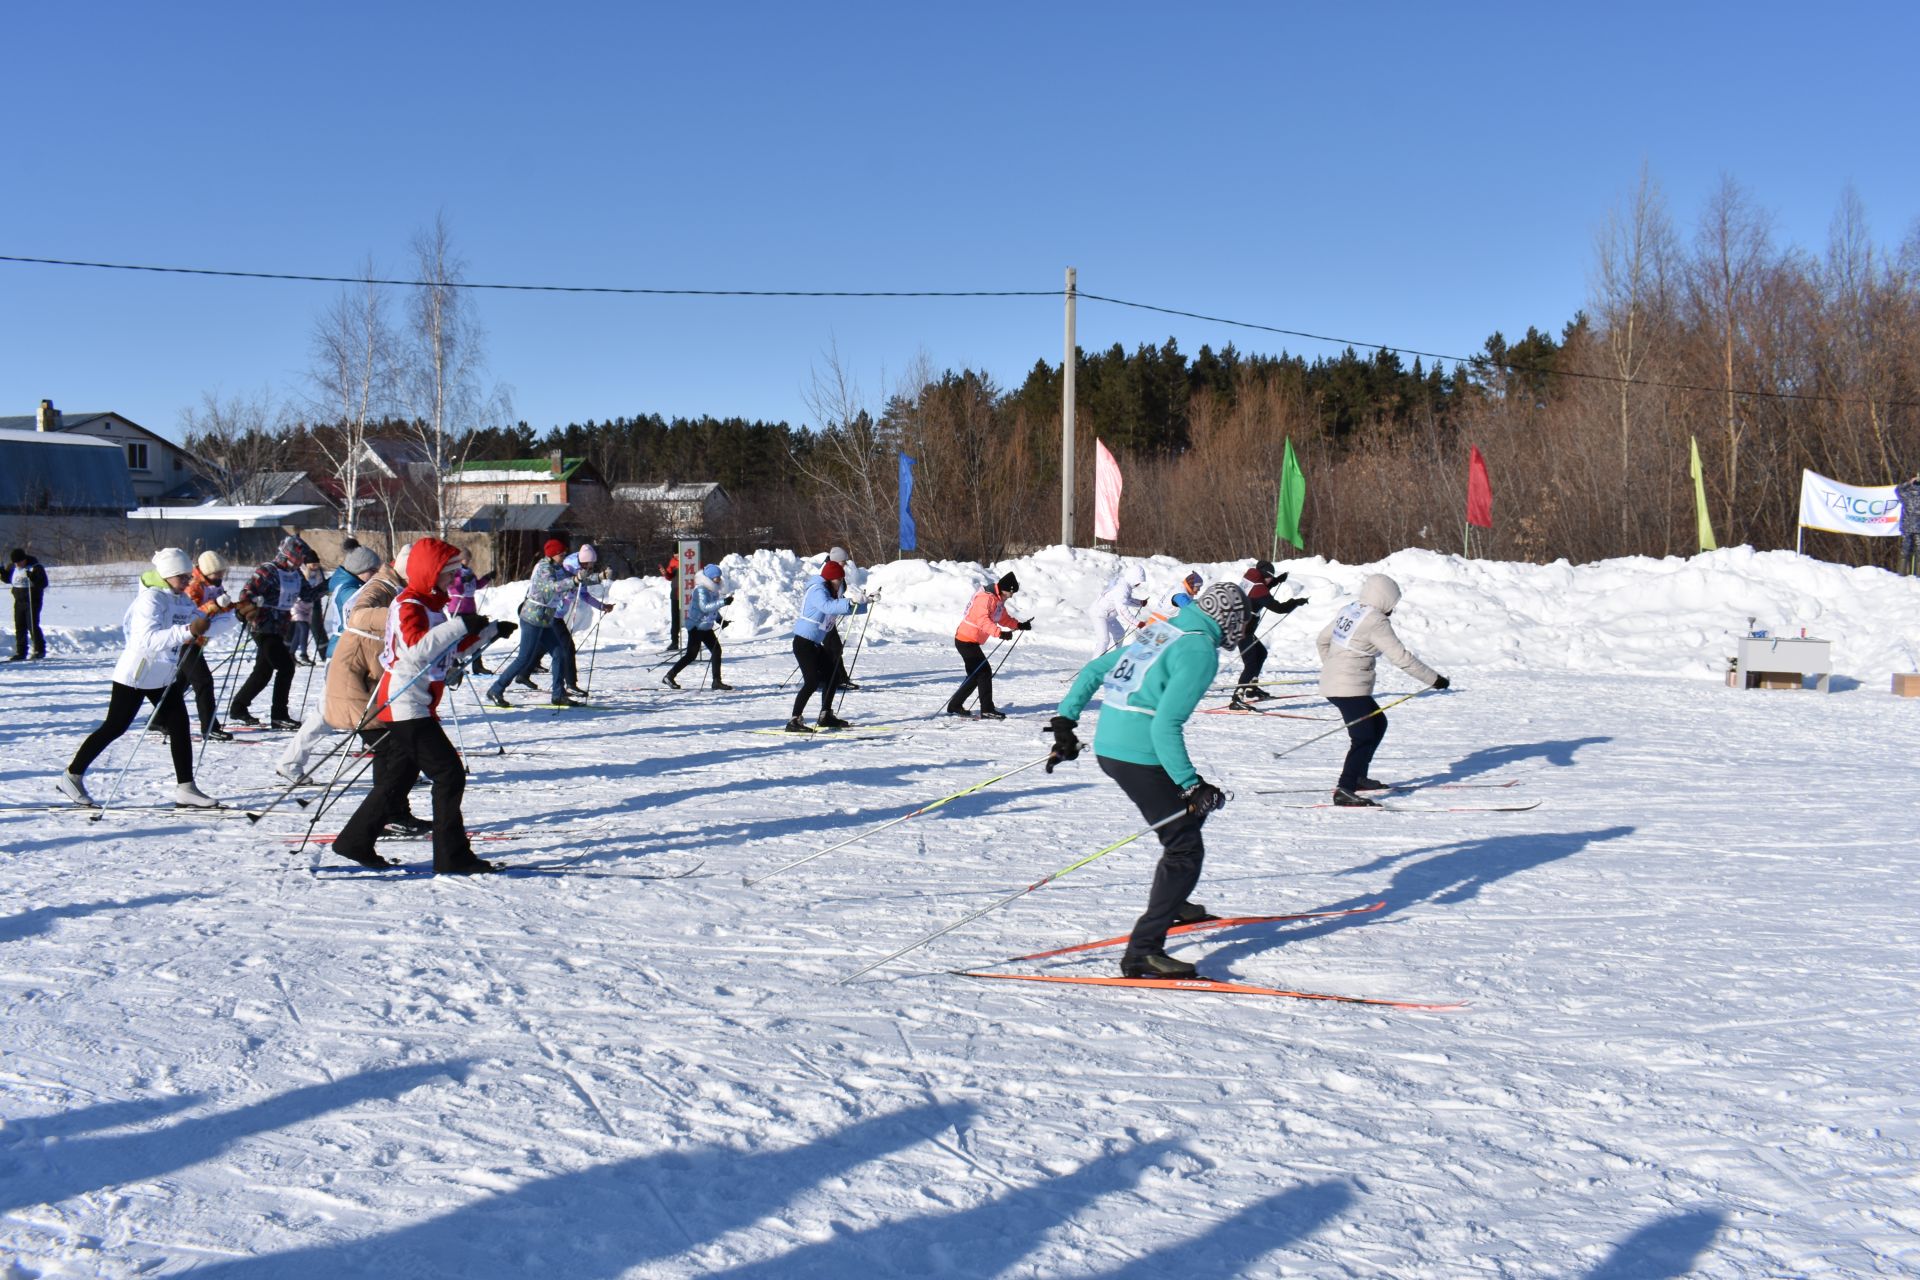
[4,2,1916,445]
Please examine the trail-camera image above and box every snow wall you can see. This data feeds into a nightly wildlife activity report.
[473,545,1920,685]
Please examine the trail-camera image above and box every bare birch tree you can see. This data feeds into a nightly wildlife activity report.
[308,259,396,534]
[1690,175,1773,539]
[403,214,492,536]
[792,342,896,560]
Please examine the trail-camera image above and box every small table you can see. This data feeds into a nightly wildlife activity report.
[1736,636,1832,693]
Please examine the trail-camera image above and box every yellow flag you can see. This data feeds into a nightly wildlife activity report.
[1689,436,1718,552]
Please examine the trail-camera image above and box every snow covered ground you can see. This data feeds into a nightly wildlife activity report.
[2,547,1917,1277]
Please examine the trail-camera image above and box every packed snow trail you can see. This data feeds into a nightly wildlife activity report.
[2,548,1917,1276]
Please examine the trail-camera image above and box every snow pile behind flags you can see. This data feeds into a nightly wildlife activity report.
[477,543,1920,684]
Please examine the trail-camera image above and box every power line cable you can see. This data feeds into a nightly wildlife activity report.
[4,252,1912,411]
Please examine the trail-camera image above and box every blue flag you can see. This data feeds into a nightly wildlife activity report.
[898,452,918,551]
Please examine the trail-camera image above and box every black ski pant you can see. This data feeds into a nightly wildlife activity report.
[826,627,852,685]
[335,718,473,870]
[1904,533,1920,575]
[1099,755,1206,960]
[233,632,295,720]
[668,584,682,651]
[1237,636,1269,687]
[1327,694,1386,793]
[13,589,44,658]
[790,636,838,720]
[70,680,194,784]
[948,640,998,714]
[669,628,723,686]
[356,725,424,825]
[177,643,219,732]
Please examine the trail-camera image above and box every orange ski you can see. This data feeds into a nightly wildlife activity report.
[1006,902,1387,964]
[955,969,1466,1011]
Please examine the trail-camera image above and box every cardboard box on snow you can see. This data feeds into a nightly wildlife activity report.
[1894,673,1920,697]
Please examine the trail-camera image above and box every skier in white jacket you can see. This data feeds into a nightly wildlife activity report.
[58,548,237,808]
[1315,573,1447,806]
[1088,565,1148,656]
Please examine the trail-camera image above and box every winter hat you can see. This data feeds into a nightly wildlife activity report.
[828,546,849,564]
[1194,581,1249,649]
[196,550,227,577]
[997,571,1019,594]
[277,534,313,566]
[393,541,414,578]
[820,560,846,582]
[152,547,193,579]
[1182,570,1203,593]
[1246,560,1276,583]
[1123,564,1145,588]
[578,543,599,564]
[543,538,566,559]
[702,564,721,582]
[9,549,25,563]
[341,546,381,576]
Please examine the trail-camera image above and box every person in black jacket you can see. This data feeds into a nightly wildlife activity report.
[229,535,313,729]
[1230,560,1305,707]
[8,548,48,661]
[1897,472,1920,575]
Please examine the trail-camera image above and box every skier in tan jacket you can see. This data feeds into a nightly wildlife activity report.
[1316,573,1447,806]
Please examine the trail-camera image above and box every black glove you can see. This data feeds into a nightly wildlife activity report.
[719,618,731,629]
[461,613,489,634]
[999,629,1014,641]
[723,595,735,605]
[1017,619,1033,631]
[1044,715,1080,773]
[445,663,466,690]
[1274,571,1288,584]
[494,620,518,642]
[1277,597,1306,614]
[1431,674,1450,691]
[1182,778,1227,815]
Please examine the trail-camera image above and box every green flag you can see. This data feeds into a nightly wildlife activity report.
[1689,435,1718,552]
[1273,437,1307,555]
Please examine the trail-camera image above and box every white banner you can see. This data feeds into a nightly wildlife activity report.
[1798,470,1902,537]
[1094,438,1122,542]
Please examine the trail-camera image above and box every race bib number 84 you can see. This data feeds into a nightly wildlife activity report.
[1101,620,1183,703]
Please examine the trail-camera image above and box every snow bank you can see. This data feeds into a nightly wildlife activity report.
[38,546,1920,684]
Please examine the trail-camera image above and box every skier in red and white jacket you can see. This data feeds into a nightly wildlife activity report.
[327,538,514,873]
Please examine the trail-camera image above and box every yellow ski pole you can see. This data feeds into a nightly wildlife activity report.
[1271,690,1423,760]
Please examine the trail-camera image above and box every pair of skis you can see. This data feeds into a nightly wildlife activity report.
[955,902,1466,1010]
[1254,778,1540,813]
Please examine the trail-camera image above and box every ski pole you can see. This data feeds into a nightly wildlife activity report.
[445,675,469,766]
[1270,690,1424,761]
[247,658,438,823]
[89,672,191,822]
[844,593,879,684]
[744,754,1052,887]
[581,607,606,695]
[835,806,1192,985]
[466,674,507,755]
[194,634,250,771]
[293,747,379,853]
[992,630,1023,677]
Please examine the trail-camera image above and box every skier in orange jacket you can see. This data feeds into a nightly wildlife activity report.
[947,571,1030,719]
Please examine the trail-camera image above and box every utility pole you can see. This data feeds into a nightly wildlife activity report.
[1062,266,1077,547]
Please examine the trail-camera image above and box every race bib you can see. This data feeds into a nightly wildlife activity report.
[1329,602,1373,651]
[1100,620,1185,706]
[275,567,303,610]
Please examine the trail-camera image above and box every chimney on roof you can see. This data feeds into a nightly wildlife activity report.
[549,449,563,476]
[36,399,60,432]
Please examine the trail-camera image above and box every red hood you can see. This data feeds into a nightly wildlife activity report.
[405,538,464,605]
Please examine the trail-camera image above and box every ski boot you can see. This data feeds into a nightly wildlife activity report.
[1173,902,1216,925]
[269,715,302,732]
[711,680,733,691]
[174,782,221,809]
[817,712,852,730]
[783,717,815,734]
[1332,788,1381,808]
[330,842,395,869]
[56,771,97,807]
[662,674,681,690]
[383,814,434,838]
[976,709,1007,721]
[1120,950,1198,980]
[228,706,261,727]
[203,722,234,742]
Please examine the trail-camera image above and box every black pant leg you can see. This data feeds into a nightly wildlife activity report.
[392,720,471,869]
[336,724,418,858]
[1098,756,1207,959]
[69,683,148,775]
[232,633,272,715]
[1327,695,1385,791]
[11,593,26,659]
[28,591,44,656]
[1237,638,1268,685]
[949,640,993,712]
[150,683,194,783]
[826,628,850,685]
[177,645,216,730]
[264,634,296,718]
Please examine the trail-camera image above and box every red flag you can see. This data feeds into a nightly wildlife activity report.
[1466,446,1493,529]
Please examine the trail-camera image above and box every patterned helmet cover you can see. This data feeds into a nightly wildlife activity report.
[1194,581,1249,648]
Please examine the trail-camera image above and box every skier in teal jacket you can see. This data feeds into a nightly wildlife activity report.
[1048,580,1249,979]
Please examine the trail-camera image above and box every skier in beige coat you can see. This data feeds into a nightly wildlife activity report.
[1316,573,1447,806]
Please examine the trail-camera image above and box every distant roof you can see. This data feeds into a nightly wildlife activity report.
[249,471,313,502]
[356,438,436,479]
[0,428,139,514]
[451,457,589,483]
[130,503,326,528]
[614,482,726,503]
[0,412,110,432]
[460,503,572,533]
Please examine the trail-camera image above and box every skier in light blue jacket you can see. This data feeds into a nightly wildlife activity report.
[664,563,733,690]
[787,560,856,732]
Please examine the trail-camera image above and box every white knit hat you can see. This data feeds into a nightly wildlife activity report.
[196,550,227,577]
[153,547,193,578]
